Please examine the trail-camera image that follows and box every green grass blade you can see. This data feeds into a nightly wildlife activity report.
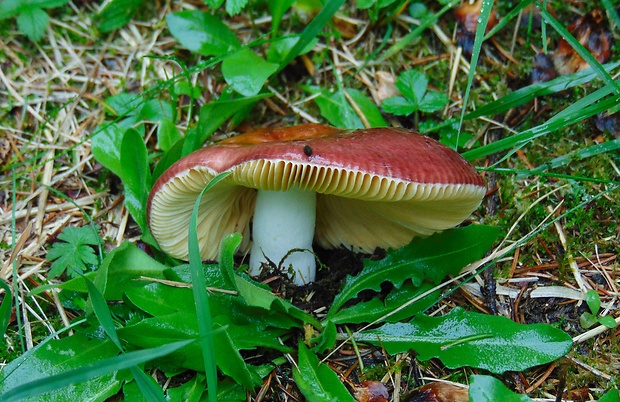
[462,94,620,161]
[0,279,11,339]
[601,0,620,29]
[380,0,459,62]
[457,0,495,147]
[529,139,620,175]
[483,0,533,41]
[277,0,345,72]
[85,277,167,401]
[539,6,620,94]
[465,61,620,120]
[480,167,620,186]
[188,172,231,402]
[0,340,192,402]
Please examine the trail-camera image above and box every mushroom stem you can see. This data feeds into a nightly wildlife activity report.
[249,188,317,285]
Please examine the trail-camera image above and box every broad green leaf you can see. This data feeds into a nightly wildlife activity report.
[0,333,123,402]
[166,10,240,57]
[382,96,417,116]
[585,289,601,314]
[182,94,271,156]
[395,69,427,105]
[91,123,124,178]
[157,118,182,152]
[120,128,152,236]
[0,338,191,402]
[20,0,68,8]
[0,0,20,19]
[293,343,355,402]
[225,0,248,15]
[329,282,439,325]
[46,225,101,279]
[140,99,173,122]
[310,87,386,129]
[354,308,573,374]
[468,375,532,401]
[222,49,278,96]
[598,316,618,329]
[419,91,449,113]
[16,7,48,42]
[97,0,144,32]
[125,282,195,317]
[329,225,499,315]
[599,389,620,402]
[165,374,206,402]
[346,88,387,127]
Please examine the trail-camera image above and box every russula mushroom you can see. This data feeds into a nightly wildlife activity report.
[147,124,486,285]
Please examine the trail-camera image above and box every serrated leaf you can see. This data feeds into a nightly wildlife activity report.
[328,225,499,315]
[419,91,449,113]
[468,375,533,401]
[47,226,101,279]
[293,343,355,402]
[396,69,428,105]
[354,308,573,374]
[222,49,278,96]
[225,0,248,15]
[381,96,418,116]
[16,7,48,41]
[166,10,240,57]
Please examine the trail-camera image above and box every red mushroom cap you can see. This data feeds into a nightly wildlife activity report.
[148,124,486,261]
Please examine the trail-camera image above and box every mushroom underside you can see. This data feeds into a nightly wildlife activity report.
[149,166,485,262]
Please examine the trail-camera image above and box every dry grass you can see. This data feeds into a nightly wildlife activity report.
[1,1,619,400]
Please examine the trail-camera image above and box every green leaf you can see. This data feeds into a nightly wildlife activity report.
[382,96,417,116]
[91,123,124,178]
[120,128,152,238]
[266,35,318,64]
[468,375,533,401]
[277,0,345,72]
[395,69,427,104]
[0,337,192,402]
[293,343,355,402]
[0,333,123,402]
[329,282,439,325]
[46,225,101,279]
[329,225,499,315]
[268,0,296,34]
[419,91,449,113]
[221,49,278,96]
[16,7,48,42]
[585,289,601,314]
[97,0,145,33]
[0,0,20,19]
[166,10,240,57]
[310,87,386,128]
[225,0,248,16]
[157,118,182,152]
[354,308,573,374]
[597,316,618,329]
[598,389,620,402]
[0,279,13,341]
[182,94,271,156]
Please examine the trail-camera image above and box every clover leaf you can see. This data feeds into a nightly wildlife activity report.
[382,70,449,116]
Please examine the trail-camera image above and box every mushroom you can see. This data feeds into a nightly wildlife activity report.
[147,124,486,285]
